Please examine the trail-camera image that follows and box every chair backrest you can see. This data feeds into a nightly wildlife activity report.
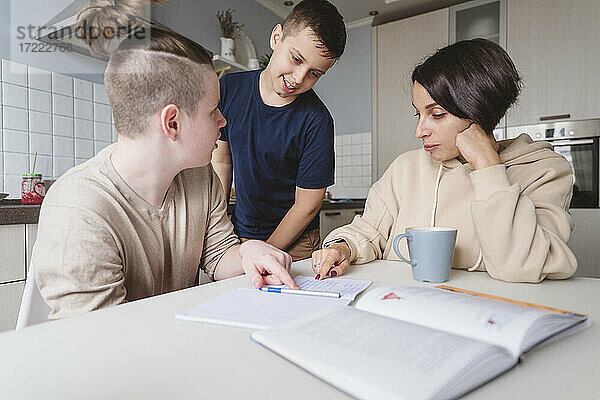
[16,264,51,330]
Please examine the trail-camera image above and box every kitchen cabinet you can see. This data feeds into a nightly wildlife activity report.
[320,208,363,241]
[450,0,506,48]
[506,0,600,126]
[0,225,26,284]
[0,281,25,332]
[0,224,26,332]
[0,223,37,332]
[372,8,449,180]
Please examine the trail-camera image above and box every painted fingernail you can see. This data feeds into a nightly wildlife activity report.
[330,270,337,277]
[315,274,321,280]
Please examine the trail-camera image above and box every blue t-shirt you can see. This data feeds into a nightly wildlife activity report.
[219,69,335,240]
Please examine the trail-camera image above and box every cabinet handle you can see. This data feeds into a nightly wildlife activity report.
[324,212,342,216]
[540,114,571,121]
[551,139,594,146]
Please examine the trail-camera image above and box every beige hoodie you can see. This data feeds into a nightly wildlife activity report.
[324,134,577,282]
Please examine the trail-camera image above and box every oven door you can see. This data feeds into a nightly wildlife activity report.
[551,137,599,208]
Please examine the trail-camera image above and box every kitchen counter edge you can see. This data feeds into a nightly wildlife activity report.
[0,199,366,225]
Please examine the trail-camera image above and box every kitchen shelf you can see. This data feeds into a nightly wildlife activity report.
[212,55,250,78]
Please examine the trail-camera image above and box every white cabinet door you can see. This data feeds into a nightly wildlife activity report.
[506,0,600,126]
[320,208,363,240]
[320,209,349,241]
[373,9,449,180]
[0,281,25,332]
[0,225,26,284]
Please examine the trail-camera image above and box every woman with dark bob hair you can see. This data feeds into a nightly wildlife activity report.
[312,38,577,283]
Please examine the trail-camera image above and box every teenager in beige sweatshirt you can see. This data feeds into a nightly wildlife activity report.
[32,2,297,321]
[312,39,577,283]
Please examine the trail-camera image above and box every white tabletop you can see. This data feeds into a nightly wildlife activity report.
[0,259,598,400]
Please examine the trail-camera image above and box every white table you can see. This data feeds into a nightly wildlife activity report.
[0,260,598,400]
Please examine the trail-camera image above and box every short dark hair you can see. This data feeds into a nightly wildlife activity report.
[412,38,522,134]
[282,0,346,59]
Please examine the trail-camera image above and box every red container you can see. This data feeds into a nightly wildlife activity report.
[21,174,45,205]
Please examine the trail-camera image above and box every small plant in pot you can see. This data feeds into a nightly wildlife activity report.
[216,9,243,62]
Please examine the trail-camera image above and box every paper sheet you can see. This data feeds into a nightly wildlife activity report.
[175,277,372,330]
[241,276,372,301]
[176,289,348,329]
[292,276,372,301]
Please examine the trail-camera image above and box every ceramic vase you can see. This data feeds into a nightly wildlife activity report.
[220,37,235,61]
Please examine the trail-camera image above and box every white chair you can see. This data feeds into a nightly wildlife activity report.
[16,264,51,329]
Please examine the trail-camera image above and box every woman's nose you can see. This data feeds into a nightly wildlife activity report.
[415,118,430,138]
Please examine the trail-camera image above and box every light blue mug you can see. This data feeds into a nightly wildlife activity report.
[392,226,458,282]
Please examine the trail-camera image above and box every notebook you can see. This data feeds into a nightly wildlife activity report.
[175,276,372,330]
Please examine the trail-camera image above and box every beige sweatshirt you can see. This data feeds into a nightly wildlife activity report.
[325,134,577,283]
[33,144,239,320]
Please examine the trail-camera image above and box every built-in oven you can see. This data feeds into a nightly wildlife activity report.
[506,119,600,209]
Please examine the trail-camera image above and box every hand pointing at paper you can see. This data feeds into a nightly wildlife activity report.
[214,239,299,289]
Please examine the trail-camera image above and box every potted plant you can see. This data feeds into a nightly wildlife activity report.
[216,9,243,62]
[259,53,272,69]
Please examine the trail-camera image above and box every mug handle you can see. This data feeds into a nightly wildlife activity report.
[393,233,416,266]
[34,182,45,197]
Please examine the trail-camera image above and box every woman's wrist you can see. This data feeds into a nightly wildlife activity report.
[471,152,501,170]
[328,242,351,260]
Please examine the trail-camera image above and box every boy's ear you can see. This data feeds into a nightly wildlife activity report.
[270,24,283,51]
[160,104,181,142]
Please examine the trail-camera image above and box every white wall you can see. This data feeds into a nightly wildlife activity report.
[313,25,372,136]
[152,0,281,61]
[313,25,373,199]
[1,59,116,197]
[331,132,372,199]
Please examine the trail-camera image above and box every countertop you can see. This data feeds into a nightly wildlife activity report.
[227,199,365,213]
[320,199,366,210]
[0,198,365,225]
[0,199,41,225]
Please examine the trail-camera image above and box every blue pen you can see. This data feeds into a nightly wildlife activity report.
[259,287,341,298]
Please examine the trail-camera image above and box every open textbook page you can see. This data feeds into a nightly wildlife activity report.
[252,306,515,400]
[355,286,588,358]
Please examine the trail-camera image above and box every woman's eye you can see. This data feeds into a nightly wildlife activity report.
[432,113,445,118]
[292,56,300,64]
[311,71,319,78]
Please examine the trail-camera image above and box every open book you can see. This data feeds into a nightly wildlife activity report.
[251,285,590,400]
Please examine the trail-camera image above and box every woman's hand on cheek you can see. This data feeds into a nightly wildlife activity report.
[456,123,501,170]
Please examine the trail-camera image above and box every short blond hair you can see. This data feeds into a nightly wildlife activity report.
[78,0,215,138]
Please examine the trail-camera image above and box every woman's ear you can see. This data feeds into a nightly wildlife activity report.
[160,104,181,142]
[270,24,283,51]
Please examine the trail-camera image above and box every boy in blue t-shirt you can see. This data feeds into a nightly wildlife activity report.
[213,0,346,261]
